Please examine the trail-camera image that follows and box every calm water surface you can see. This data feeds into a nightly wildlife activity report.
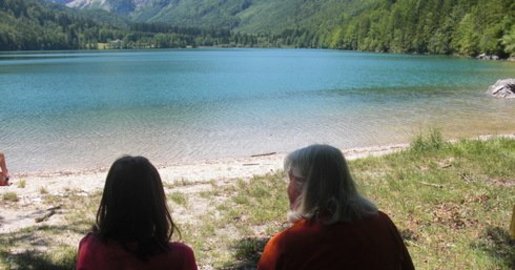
[1,49,514,173]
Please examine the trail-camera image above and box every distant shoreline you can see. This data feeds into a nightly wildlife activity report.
[2,48,515,62]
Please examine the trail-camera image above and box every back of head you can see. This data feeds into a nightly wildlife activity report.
[285,144,377,224]
[95,156,176,258]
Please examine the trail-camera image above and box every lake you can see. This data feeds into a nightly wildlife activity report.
[1,49,514,173]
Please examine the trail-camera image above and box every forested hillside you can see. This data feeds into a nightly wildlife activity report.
[0,0,257,50]
[1,0,514,58]
[0,0,126,50]
[246,0,514,57]
[322,0,515,57]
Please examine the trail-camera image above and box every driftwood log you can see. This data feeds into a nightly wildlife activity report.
[34,205,62,223]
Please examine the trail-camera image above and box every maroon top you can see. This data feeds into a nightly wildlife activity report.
[77,233,197,270]
[258,211,415,270]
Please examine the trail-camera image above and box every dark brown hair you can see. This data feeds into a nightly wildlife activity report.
[94,156,177,259]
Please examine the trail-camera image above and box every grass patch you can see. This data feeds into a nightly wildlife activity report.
[17,179,26,188]
[2,192,18,202]
[0,133,513,269]
[169,192,188,206]
[0,249,75,270]
[410,128,446,153]
[178,173,288,269]
[351,134,514,269]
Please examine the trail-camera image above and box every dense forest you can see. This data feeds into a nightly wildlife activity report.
[0,0,259,50]
[0,0,514,58]
[321,0,515,57]
[265,0,514,57]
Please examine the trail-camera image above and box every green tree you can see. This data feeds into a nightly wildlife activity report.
[453,12,479,56]
[501,24,515,56]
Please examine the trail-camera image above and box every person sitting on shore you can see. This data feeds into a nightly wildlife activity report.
[76,156,198,270]
[0,152,10,186]
[257,144,414,270]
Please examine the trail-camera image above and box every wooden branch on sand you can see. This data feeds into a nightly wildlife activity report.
[250,152,276,158]
[35,205,62,223]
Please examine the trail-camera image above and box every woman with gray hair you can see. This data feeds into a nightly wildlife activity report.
[258,144,414,270]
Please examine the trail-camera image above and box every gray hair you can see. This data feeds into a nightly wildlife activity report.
[284,144,378,224]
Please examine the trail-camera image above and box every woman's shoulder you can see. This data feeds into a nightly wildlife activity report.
[266,219,313,246]
[78,232,113,256]
[169,242,194,251]
[79,232,100,247]
[165,242,198,269]
[168,242,195,257]
[375,210,398,226]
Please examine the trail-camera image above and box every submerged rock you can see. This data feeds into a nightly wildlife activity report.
[487,79,515,99]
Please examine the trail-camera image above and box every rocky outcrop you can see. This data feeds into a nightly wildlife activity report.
[477,53,500,60]
[487,79,515,99]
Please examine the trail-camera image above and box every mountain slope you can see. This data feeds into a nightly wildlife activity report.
[5,0,515,57]
[51,0,365,33]
[325,0,515,56]
[0,0,249,50]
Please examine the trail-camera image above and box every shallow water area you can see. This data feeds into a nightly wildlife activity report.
[1,49,514,174]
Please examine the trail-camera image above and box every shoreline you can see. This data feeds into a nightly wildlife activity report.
[8,132,515,180]
[3,132,514,195]
[0,141,414,204]
[9,142,411,180]
[0,141,410,234]
[0,133,513,234]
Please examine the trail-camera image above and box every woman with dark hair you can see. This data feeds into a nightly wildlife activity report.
[77,156,197,270]
[258,144,414,270]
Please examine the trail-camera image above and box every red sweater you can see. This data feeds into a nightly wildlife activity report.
[77,233,198,270]
[258,211,414,270]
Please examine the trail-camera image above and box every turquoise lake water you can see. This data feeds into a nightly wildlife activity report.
[1,49,514,173]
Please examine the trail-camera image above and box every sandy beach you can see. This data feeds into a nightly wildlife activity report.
[0,134,512,234]
[0,142,413,233]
